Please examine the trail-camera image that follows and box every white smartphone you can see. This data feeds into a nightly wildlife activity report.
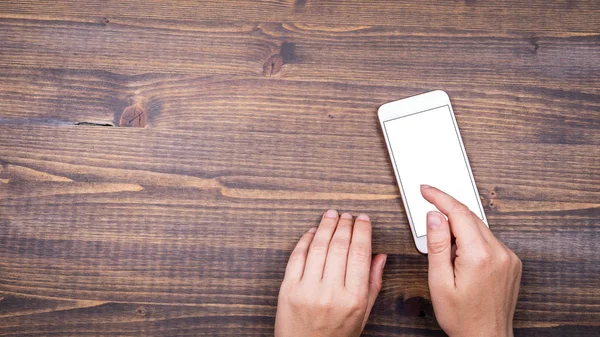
[378,90,488,254]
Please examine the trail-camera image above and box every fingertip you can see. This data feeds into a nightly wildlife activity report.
[380,254,387,271]
[420,184,437,201]
[426,211,444,229]
[356,213,370,222]
[340,212,353,220]
[426,213,451,255]
[307,227,317,234]
[420,184,435,194]
[323,209,338,219]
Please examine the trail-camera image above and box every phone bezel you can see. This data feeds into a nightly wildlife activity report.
[378,90,488,254]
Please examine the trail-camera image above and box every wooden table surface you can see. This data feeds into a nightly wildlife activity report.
[1,1,599,336]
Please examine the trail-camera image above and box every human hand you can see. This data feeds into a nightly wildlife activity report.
[421,185,522,337]
[275,210,387,337]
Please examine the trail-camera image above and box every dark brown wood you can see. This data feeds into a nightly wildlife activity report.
[0,1,599,336]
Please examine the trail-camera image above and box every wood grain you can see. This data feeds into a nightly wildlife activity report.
[0,0,599,336]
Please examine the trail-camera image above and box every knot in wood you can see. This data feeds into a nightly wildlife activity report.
[119,104,147,127]
[135,306,148,317]
[263,54,284,77]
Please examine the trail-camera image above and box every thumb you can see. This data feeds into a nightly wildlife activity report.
[426,211,454,291]
[362,253,386,329]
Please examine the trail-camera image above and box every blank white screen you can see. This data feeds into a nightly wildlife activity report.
[383,105,483,237]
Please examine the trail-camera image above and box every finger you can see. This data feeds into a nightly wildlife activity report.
[303,209,339,280]
[426,211,454,292]
[420,185,487,247]
[323,213,354,284]
[283,227,317,282]
[362,253,386,329]
[345,214,373,292]
[421,185,496,243]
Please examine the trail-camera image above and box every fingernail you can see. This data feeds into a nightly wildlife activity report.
[421,184,431,189]
[381,255,387,271]
[357,214,370,221]
[341,213,353,219]
[324,209,338,218]
[427,211,442,228]
[308,227,317,233]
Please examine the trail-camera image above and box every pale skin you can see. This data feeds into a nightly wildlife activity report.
[275,185,522,337]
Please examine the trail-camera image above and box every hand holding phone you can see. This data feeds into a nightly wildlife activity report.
[379,90,487,253]
[421,185,522,337]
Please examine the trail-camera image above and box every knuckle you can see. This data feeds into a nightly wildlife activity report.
[473,250,492,266]
[345,296,365,312]
[497,250,511,266]
[428,238,450,255]
[288,291,308,308]
[288,249,307,262]
[329,237,350,252]
[451,203,472,216]
[316,294,335,310]
[279,287,295,303]
[513,254,523,270]
[278,282,290,298]
[301,231,315,240]
[309,240,329,254]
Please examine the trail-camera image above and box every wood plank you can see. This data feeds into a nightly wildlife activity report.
[1,71,598,146]
[0,19,598,90]
[0,292,277,336]
[0,125,597,194]
[1,0,599,33]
